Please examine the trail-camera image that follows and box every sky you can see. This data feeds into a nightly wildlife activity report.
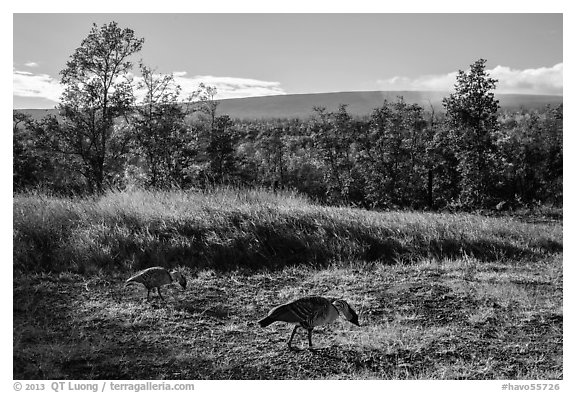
[13,13,563,109]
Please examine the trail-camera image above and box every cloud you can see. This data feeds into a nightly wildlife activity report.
[490,63,563,95]
[130,72,286,102]
[132,72,286,101]
[379,72,459,92]
[13,67,286,107]
[172,73,286,99]
[378,63,563,95]
[13,69,63,102]
[24,62,39,68]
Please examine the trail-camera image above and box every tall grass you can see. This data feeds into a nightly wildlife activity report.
[13,188,562,274]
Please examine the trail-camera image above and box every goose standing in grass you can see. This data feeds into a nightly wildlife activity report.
[125,267,187,301]
[258,296,360,349]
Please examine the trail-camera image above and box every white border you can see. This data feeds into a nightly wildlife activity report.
[4,2,572,392]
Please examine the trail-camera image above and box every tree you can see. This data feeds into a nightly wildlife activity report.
[13,112,42,190]
[311,105,358,204]
[57,22,144,193]
[426,121,461,209]
[250,125,287,189]
[443,59,500,208]
[206,115,236,183]
[13,113,87,193]
[129,63,192,188]
[542,105,563,205]
[357,99,428,208]
[494,105,563,207]
[194,83,219,130]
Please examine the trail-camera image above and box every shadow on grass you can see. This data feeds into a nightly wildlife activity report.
[116,227,560,275]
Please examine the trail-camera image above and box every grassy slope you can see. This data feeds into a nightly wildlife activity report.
[13,189,562,274]
[13,189,563,379]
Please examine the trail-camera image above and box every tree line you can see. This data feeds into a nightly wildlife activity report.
[13,22,562,211]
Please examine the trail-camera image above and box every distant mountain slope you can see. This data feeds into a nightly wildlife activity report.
[216,91,563,119]
[16,91,563,121]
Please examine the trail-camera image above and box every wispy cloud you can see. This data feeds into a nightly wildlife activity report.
[172,73,286,99]
[378,73,459,92]
[378,63,563,95]
[130,72,286,102]
[14,68,286,106]
[13,69,63,102]
[24,62,39,68]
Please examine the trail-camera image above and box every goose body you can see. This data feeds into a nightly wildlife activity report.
[258,296,359,349]
[126,266,187,301]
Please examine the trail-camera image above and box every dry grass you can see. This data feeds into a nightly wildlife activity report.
[13,188,562,273]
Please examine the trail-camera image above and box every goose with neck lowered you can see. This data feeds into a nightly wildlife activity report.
[258,296,360,349]
[125,266,187,301]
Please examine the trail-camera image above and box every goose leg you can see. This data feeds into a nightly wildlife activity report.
[158,287,164,301]
[146,288,151,301]
[288,325,300,349]
[307,328,314,348]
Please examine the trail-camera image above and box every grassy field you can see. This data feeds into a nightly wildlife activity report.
[13,189,563,379]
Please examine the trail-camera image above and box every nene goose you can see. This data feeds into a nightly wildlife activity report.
[258,296,360,349]
[125,267,187,301]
